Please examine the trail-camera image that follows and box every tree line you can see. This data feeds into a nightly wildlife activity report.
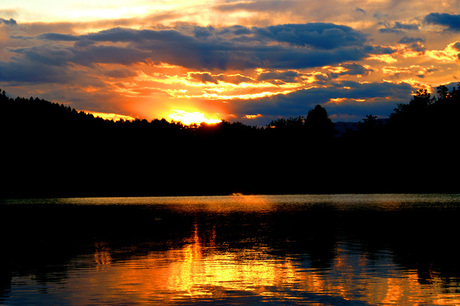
[1,85,459,197]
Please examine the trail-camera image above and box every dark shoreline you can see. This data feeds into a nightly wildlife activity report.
[3,190,460,200]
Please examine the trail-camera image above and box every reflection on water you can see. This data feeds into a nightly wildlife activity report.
[1,194,460,305]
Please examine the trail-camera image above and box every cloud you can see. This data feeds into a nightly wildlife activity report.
[104,68,137,79]
[37,33,78,41]
[396,37,426,54]
[424,13,460,32]
[12,23,372,73]
[10,45,73,67]
[231,81,415,123]
[355,7,366,15]
[72,45,151,66]
[324,63,373,79]
[0,9,18,18]
[0,59,75,84]
[379,21,419,33]
[257,70,301,83]
[189,72,219,84]
[189,72,253,84]
[0,18,17,26]
[398,37,424,44]
[0,0,458,127]
[253,23,367,50]
[0,41,76,84]
[425,41,460,62]
[213,1,297,12]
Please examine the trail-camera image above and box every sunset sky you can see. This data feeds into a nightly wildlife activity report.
[1,0,459,125]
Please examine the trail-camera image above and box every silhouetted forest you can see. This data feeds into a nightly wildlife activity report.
[1,85,460,197]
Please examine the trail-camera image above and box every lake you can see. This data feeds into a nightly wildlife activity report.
[1,194,460,305]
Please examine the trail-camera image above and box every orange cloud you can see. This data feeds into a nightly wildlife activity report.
[366,54,397,64]
[243,114,263,119]
[425,41,460,62]
[326,97,366,104]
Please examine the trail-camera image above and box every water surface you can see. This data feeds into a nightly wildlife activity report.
[1,194,460,305]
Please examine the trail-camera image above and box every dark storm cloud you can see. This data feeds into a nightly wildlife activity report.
[8,22,373,75]
[424,13,460,32]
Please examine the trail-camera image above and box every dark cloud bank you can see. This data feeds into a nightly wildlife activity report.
[2,22,375,78]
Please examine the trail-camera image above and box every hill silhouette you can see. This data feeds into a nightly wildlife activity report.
[1,85,459,197]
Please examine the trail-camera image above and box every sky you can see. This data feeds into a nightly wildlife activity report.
[0,0,459,125]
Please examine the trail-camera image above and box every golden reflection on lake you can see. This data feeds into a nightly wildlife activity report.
[79,221,460,305]
[3,194,460,305]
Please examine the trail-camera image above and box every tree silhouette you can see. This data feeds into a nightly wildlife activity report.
[1,84,460,197]
[268,116,305,129]
[305,105,336,140]
[389,84,460,140]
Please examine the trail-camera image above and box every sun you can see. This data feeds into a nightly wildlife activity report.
[168,110,222,125]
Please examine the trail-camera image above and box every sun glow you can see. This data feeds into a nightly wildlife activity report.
[85,111,135,121]
[168,110,222,125]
